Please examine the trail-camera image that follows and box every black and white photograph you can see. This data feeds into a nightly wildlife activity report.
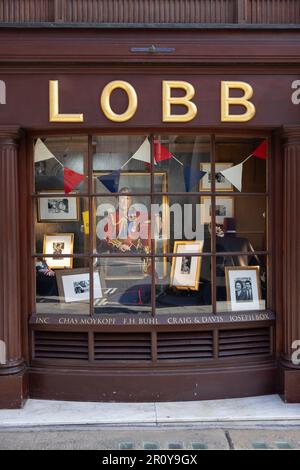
[234,277,253,302]
[37,191,79,222]
[73,280,89,295]
[180,256,192,275]
[170,241,203,290]
[201,196,234,225]
[48,198,69,214]
[43,233,74,269]
[225,266,262,311]
[56,269,104,303]
[200,163,233,191]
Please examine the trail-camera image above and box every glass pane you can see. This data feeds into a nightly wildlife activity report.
[153,135,211,192]
[34,136,88,193]
[93,135,152,193]
[214,196,267,252]
[35,257,90,315]
[156,256,212,315]
[93,195,152,255]
[216,255,267,312]
[94,257,152,315]
[35,197,89,255]
[215,137,267,193]
[154,195,210,256]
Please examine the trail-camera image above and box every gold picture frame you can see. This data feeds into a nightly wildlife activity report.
[170,241,204,291]
[43,233,74,269]
[37,190,80,223]
[225,266,262,311]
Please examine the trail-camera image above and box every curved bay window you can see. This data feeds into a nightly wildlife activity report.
[33,134,269,319]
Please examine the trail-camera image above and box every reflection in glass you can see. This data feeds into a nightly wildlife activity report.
[34,136,88,193]
[35,257,90,315]
[214,196,267,252]
[215,137,267,193]
[153,135,211,192]
[155,256,212,315]
[93,258,152,315]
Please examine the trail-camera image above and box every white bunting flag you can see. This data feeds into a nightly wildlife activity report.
[121,137,156,169]
[34,138,55,163]
[220,162,244,192]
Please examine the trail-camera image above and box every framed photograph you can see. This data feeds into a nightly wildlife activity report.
[43,233,74,269]
[225,266,262,311]
[200,163,234,191]
[170,241,204,290]
[37,191,79,222]
[56,268,104,303]
[200,196,234,225]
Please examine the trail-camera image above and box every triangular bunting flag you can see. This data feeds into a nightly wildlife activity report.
[252,140,268,160]
[131,137,151,164]
[220,163,244,192]
[97,171,120,193]
[154,141,173,163]
[183,166,206,192]
[34,138,55,163]
[64,167,85,194]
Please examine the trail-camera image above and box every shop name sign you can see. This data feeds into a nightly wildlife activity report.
[49,79,256,123]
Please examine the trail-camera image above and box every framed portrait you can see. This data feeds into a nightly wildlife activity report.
[200,163,233,191]
[43,233,74,269]
[170,241,204,290]
[94,171,169,280]
[200,196,234,225]
[225,266,262,311]
[56,268,104,303]
[37,191,79,222]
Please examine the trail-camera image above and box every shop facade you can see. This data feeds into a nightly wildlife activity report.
[0,6,300,408]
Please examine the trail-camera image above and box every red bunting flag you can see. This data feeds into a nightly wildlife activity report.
[252,140,268,160]
[64,167,85,194]
[153,141,173,162]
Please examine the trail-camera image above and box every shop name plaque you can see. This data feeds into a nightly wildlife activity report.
[31,311,275,326]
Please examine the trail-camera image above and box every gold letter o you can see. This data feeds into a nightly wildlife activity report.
[101,81,138,122]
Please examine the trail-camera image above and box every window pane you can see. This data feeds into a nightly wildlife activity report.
[35,257,90,315]
[215,137,267,193]
[34,136,88,193]
[93,195,152,255]
[35,197,89,255]
[153,135,211,192]
[94,257,152,315]
[154,195,211,255]
[156,256,212,315]
[92,135,152,192]
[214,196,267,252]
[216,255,267,312]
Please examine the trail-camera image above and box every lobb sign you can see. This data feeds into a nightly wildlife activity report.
[49,79,256,123]
[0,75,299,127]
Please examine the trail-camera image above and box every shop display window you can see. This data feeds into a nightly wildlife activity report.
[33,134,269,316]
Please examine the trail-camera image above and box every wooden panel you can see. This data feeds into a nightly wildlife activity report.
[0,0,53,22]
[94,332,152,361]
[247,0,300,24]
[64,0,235,24]
[34,331,89,360]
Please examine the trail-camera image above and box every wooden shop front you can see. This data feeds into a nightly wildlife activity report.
[0,26,300,408]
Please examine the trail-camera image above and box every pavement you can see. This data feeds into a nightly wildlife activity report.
[0,395,300,450]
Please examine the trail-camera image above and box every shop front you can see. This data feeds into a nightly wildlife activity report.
[0,27,300,408]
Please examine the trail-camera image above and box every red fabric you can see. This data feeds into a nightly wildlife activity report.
[64,167,85,194]
[252,140,268,160]
[153,141,173,162]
